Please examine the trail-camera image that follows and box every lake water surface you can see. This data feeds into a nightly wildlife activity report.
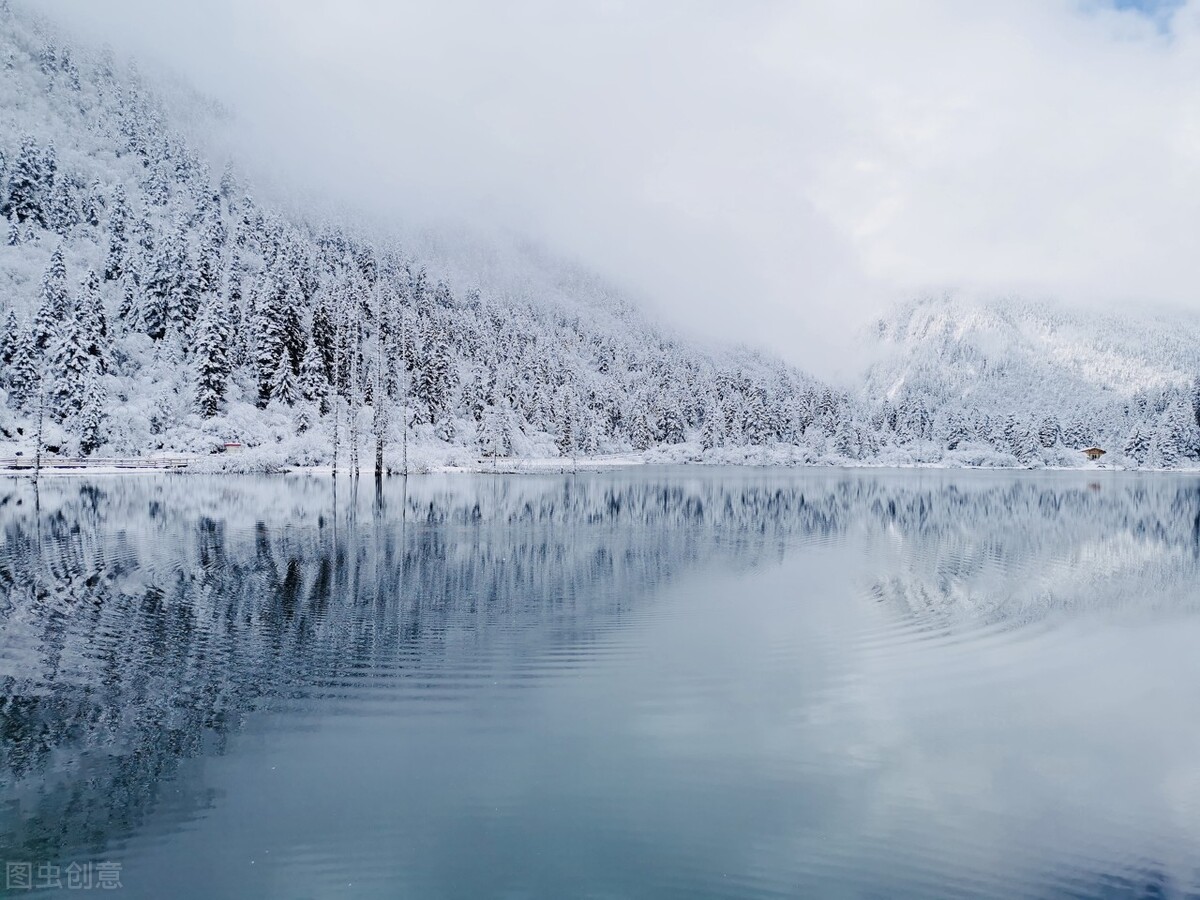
[3,468,1200,898]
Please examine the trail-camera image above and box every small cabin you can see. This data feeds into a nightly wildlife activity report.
[1082,447,1106,461]
[222,442,243,454]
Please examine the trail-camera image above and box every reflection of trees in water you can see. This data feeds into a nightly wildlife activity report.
[1,471,1200,862]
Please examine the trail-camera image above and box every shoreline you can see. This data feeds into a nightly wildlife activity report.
[0,454,1189,477]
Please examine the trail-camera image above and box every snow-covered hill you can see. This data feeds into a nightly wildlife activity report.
[858,295,1200,468]
[0,4,855,472]
[1,3,1199,472]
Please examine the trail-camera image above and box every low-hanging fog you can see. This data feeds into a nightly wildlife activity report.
[37,0,1200,378]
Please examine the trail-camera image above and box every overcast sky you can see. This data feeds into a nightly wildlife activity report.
[37,0,1200,377]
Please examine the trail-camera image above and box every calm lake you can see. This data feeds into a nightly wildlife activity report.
[3,468,1200,898]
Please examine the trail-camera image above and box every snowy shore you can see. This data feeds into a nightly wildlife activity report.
[0,443,1174,477]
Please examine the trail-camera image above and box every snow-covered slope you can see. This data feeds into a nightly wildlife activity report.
[0,3,857,470]
[1,4,1199,472]
[867,295,1200,412]
[859,296,1200,468]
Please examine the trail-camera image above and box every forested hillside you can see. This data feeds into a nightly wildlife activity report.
[2,4,1200,471]
[861,296,1200,469]
[0,5,850,471]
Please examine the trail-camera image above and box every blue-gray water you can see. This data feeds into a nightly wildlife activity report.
[3,468,1200,898]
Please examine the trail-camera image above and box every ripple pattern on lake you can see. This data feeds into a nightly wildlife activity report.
[3,469,1200,898]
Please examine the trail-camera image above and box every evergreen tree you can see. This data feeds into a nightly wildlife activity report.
[33,248,69,351]
[1037,416,1062,448]
[556,386,581,457]
[700,403,725,451]
[299,340,329,414]
[81,179,102,228]
[656,402,687,444]
[40,140,57,195]
[945,413,971,450]
[310,304,336,381]
[414,323,454,424]
[269,354,299,406]
[1148,424,1180,469]
[6,215,18,247]
[478,400,514,459]
[104,184,129,281]
[194,297,230,417]
[49,313,89,421]
[116,273,141,332]
[4,135,46,226]
[219,162,237,200]
[78,269,109,372]
[744,389,772,445]
[0,310,16,371]
[834,420,859,458]
[142,224,186,340]
[1013,425,1041,466]
[1123,425,1148,466]
[143,158,169,206]
[76,361,106,454]
[6,329,39,409]
[46,171,81,235]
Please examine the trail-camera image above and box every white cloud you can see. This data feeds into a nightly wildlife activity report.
[36,0,1200,378]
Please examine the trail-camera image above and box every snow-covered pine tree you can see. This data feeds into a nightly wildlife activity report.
[6,329,40,409]
[1123,425,1148,466]
[299,340,329,414]
[1013,424,1041,466]
[197,206,226,296]
[76,360,106,454]
[944,413,971,450]
[103,183,129,281]
[269,354,299,407]
[310,304,335,383]
[82,178,102,228]
[49,311,89,422]
[744,388,772,446]
[33,248,69,352]
[414,320,453,425]
[46,170,81,235]
[40,139,57,197]
[478,400,514,461]
[194,296,230,417]
[700,402,725,451]
[78,269,109,371]
[0,310,16,370]
[1037,416,1062,449]
[141,223,186,341]
[3,134,47,226]
[556,385,580,458]
[834,419,859,458]
[656,401,686,445]
[1148,409,1183,468]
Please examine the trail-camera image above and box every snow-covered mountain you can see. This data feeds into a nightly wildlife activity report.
[0,5,848,471]
[1,3,1199,471]
[860,296,1200,468]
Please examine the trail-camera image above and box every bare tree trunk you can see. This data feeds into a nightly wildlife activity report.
[349,319,360,478]
[34,376,45,480]
[374,296,386,477]
[331,304,341,479]
[399,316,409,477]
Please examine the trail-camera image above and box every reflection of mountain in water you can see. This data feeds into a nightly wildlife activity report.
[2,470,1200,863]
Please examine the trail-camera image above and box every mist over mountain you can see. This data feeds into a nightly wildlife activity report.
[1,3,1199,471]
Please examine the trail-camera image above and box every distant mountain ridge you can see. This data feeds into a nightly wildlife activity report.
[860,295,1200,467]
